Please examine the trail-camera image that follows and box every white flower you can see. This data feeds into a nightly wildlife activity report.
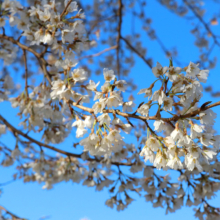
[122,101,135,112]
[62,29,74,44]
[213,135,220,149]
[189,121,203,139]
[153,120,167,132]
[137,103,150,117]
[153,151,167,170]
[163,96,173,111]
[38,9,51,22]
[140,146,155,163]
[42,32,54,45]
[72,120,87,138]
[164,136,176,156]
[202,149,216,163]
[97,113,111,126]
[72,68,88,82]
[152,62,168,78]
[115,80,127,92]
[60,87,75,100]
[34,29,44,42]
[87,80,100,91]
[165,66,182,82]
[94,91,104,101]
[92,101,105,114]
[103,68,115,82]
[167,155,183,170]
[84,116,94,129]
[80,133,101,156]
[50,79,66,99]
[101,82,111,93]
[185,154,203,172]
[152,90,166,105]
[186,62,200,78]
[200,133,214,146]
[112,118,132,134]
[107,130,125,150]
[137,88,152,99]
[197,69,209,83]
[64,0,78,13]
[146,136,161,151]
[170,123,183,142]
[177,135,193,147]
[105,91,122,108]
[199,109,216,125]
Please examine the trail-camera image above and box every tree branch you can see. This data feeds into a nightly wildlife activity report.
[79,45,118,60]
[0,114,138,167]
[69,100,220,123]
[0,205,24,220]
[22,49,28,97]
[116,0,123,77]
[121,36,152,68]
[60,0,73,19]
[0,35,52,85]
[183,0,220,47]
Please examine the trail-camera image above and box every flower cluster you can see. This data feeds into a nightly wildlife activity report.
[139,62,218,172]
[0,0,220,219]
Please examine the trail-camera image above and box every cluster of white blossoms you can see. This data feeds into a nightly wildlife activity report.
[1,0,220,218]
[139,62,219,172]
[0,0,89,66]
[1,0,89,144]
[0,0,217,172]
[49,58,219,173]
[50,67,132,156]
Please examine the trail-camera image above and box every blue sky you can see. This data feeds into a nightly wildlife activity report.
[1,1,220,220]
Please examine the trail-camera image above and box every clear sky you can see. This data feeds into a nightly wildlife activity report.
[1,1,220,220]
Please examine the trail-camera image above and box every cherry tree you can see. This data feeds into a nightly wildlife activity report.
[0,0,220,219]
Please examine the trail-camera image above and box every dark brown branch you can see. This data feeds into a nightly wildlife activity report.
[79,45,118,60]
[0,114,136,167]
[120,36,152,69]
[116,0,123,77]
[183,0,220,47]
[68,100,220,123]
[60,0,73,19]
[23,49,28,97]
[0,35,52,85]
[0,205,23,220]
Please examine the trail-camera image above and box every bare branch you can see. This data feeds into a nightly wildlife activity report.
[69,100,220,123]
[0,35,52,85]
[121,36,153,68]
[183,0,220,47]
[60,0,73,19]
[0,205,24,220]
[0,115,139,167]
[79,45,118,60]
[116,0,123,77]
[22,49,28,97]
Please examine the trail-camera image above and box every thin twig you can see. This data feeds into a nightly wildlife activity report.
[0,114,138,167]
[23,49,28,97]
[68,99,220,122]
[121,36,152,68]
[0,205,23,220]
[183,0,220,47]
[60,0,73,19]
[79,45,118,60]
[116,0,123,77]
[0,35,52,85]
